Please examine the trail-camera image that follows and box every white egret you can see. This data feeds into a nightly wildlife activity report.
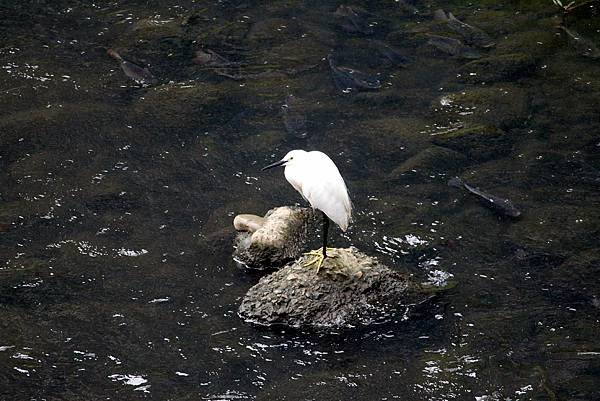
[262,150,352,270]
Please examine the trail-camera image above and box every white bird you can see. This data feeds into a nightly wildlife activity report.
[262,150,352,270]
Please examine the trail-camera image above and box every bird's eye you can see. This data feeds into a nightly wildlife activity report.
[290,157,293,160]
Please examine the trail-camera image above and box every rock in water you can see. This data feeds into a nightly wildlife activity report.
[233,206,314,269]
[239,247,429,328]
[426,34,481,59]
[233,214,266,233]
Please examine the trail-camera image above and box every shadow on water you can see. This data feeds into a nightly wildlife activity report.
[1,0,600,400]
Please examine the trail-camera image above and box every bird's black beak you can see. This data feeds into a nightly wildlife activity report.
[261,159,286,171]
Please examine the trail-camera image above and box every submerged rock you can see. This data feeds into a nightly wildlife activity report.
[246,17,302,45]
[239,247,429,328]
[132,17,182,41]
[426,34,481,59]
[496,29,560,60]
[387,146,468,180]
[432,124,509,161]
[435,85,529,130]
[457,53,536,83]
[233,206,314,269]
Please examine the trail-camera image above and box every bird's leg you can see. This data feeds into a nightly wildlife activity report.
[303,249,325,272]
[303,212,335,273]
[322,211,329,258]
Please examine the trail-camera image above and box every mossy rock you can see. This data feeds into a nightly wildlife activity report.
[351,89,412,107]
[457,53,536,83]
[496,29,562,59]
[508,204,600,250]
[264,37,329,67]
[132,17,183,41]
[387,145,469,180]
[0,103,115,143]
[239,247,431,328]
[353,116,431,157]
[131,81,243,128]
[0,103,116,166]
[435,85,529,130]
[560,248,600,271]
[432,124,510,161]
[246,18,304,46]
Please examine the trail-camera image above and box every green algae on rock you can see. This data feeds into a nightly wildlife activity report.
[435,85,529,130]
[387,145,469,181]
[457,53,536,83]
[432,124,510,161]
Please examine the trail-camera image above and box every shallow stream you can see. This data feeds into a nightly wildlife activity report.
[1,0,599,400]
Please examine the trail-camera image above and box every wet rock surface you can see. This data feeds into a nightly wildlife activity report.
[239,247,428,328]
[233,206,315,269]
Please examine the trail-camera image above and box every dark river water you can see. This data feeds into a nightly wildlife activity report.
[1,0,600,400]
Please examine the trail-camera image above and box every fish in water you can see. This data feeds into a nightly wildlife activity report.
[327,53,381,92]
[334,5,375,35]
[426,34,481,59]
[107,49,156,85]
[434,9,495,48]
[448,176,521,218]
[558,25,600,59]
[368,39,411,67]
[282,94,309,139]
[193,49,240,67]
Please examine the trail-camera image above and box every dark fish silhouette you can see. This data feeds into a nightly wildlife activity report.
[427,34,481,59]
[368,40,411,67]
[448,176,521,218]
[327,53,381,92]
[193,49,240,67]
[434,10,495,48]
[107,49,156,85]
[558,25,600,59]
[334,5,375,35]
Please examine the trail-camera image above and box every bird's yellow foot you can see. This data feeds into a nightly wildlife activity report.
[303,248,338,273]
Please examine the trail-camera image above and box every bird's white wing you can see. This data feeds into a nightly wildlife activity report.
[301,153,352,231]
